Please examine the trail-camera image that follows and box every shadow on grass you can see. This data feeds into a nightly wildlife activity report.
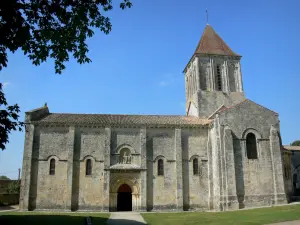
[0,205,15,211]
[106,219,146,225]
[0,214,109,225]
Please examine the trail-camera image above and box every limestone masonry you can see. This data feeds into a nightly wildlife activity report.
[19,24,289,212]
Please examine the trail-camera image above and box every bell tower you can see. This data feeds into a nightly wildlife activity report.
[183,24,245,118]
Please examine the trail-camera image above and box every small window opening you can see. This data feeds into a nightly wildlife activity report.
[158,159,164,176]
[193,158,199,175]
[49,158,55,175]
[86,159,92,176]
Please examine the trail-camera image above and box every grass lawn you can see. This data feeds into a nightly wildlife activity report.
[0,211,110,225]
[142,204,300,225]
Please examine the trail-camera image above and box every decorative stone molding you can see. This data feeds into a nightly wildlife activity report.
[167,159,176,162]
[46,155,60,161]
[189,154,200,162]
[82,155,96,162]
[242,128,262,139]
[153,155,165,162]
[110,174,140,194]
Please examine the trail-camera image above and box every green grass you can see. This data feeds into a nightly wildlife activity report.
[142,204,300,225]
[0,211,110,225]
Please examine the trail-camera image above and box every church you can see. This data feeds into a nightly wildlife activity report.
[19,23,288,212]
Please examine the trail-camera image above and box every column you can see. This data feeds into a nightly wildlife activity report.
[19,124,35,210]
[140,128,147,211]
[186,76,189,99]
[210,58,215,90]
[205,62,210,91]
[185,76,188,101]
[211,116,221,210]
[219,125,226,210]
[223,126,239,210]
[110,193,117,211]
[103,127,111,211]
[188,75,191,99]
[237,62,243,92]
[196,57,200,90]
[269,125,288,204]
[192,72,195,95]
[194,67,197,91]
[175,128,183,210]
[224,61,230,93]
[66,126,75,210]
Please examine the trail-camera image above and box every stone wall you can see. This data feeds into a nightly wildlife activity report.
[22,125,213,212]
[32,127,70,210]
[20,104,288,212]
[35,160,68,209]
[76,128,106,210]
[218,100,288,208]
[146,129,177,210]
[185,55,245,118]
[182,128,209,210]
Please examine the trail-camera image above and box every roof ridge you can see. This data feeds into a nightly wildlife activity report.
[32,113,212,126]
[245,99,278,115]
[208,104,227,119]
[47,112,205,118]
[217,99,278,116]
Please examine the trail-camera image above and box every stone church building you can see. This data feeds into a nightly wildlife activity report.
[19,24,288,212]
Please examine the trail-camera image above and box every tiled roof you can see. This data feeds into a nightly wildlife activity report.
[194,24,240,56]
[32,113,212,127]
[283,145,300,151]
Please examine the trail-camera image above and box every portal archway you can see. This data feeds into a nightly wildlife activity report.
[117,184,132,211]
[109,174,140,211]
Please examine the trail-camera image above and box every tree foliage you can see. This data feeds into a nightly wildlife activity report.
[0,83,24,150]
[0,175,10,180]
[291,140,300,146]
[0,0,132,150]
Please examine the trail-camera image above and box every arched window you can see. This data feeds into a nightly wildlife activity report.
[86,159,92,176]
[158,159,164,176]
[49,158,55,175]
[246,133,258,159]
[193,158,199,175]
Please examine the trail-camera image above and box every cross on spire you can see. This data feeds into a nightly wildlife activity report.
[206,9,209,24]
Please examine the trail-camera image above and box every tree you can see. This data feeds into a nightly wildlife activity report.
[7,181,20,194]
[291,140,300,146]
[0,175,10,180]
[0,0,132,150]
[0,83,24,150]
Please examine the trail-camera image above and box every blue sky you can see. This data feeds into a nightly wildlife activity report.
[0,0,299,179]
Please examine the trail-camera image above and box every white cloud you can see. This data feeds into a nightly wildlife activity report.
[158,73,179,87]
[159,81,168,86]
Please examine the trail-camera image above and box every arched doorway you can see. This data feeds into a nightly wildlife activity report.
[117,184,132,211]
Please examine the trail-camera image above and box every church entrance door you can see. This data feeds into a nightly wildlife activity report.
[117,184,132,211]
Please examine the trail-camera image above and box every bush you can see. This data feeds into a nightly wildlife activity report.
[7,181,20,194]
[0,194,19,206]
